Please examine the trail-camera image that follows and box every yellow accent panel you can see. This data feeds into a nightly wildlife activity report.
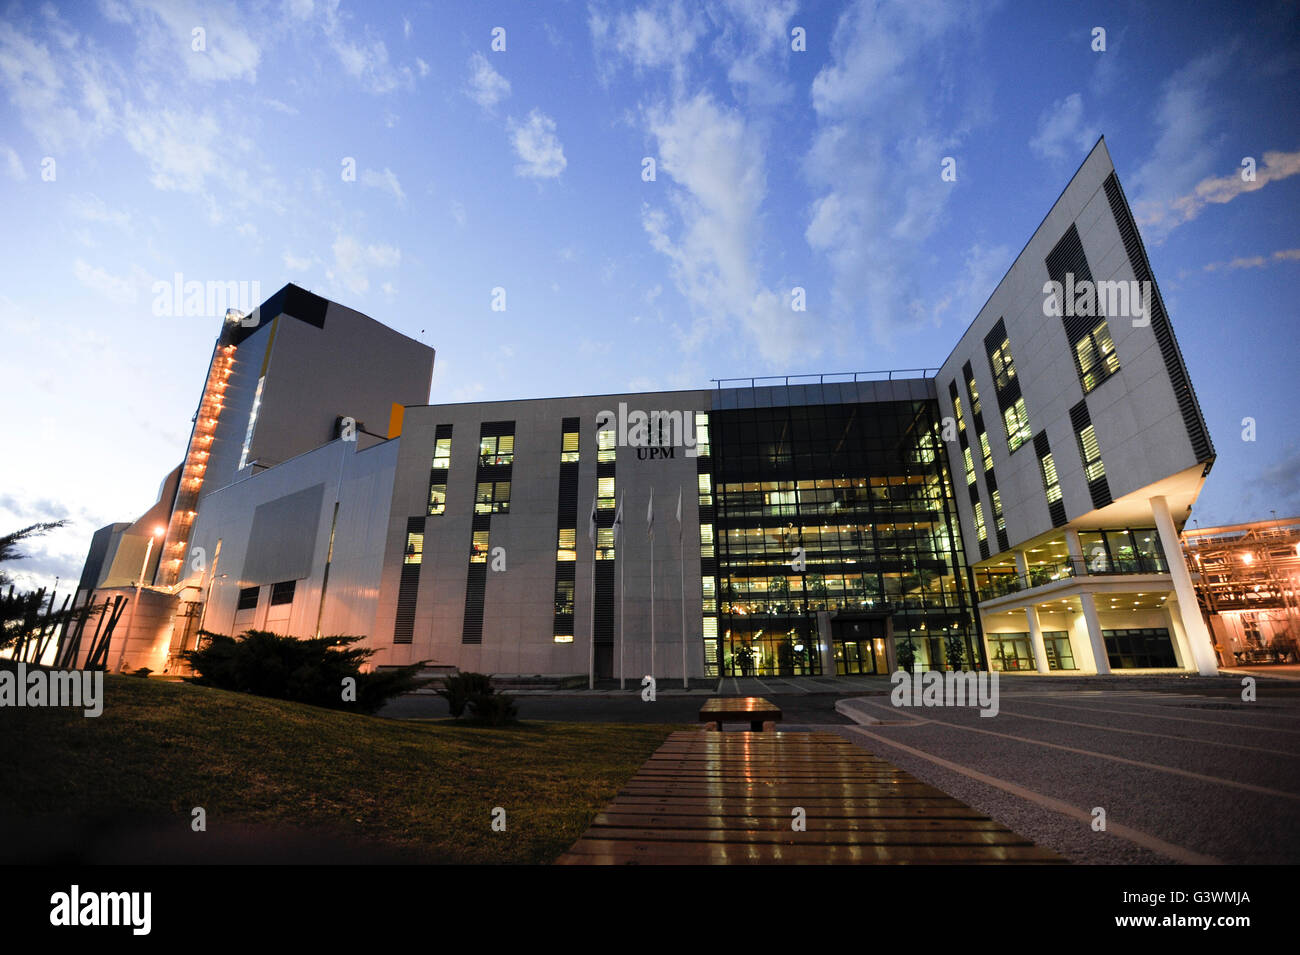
[388,403,404,439]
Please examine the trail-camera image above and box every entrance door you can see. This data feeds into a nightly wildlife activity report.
[833,618,887,674]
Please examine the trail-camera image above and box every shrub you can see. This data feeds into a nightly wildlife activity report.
[184,630,427,714]
[943,634,965,671]
[438,671,494,718]
[467,692,517,726]
[131,667,152,678]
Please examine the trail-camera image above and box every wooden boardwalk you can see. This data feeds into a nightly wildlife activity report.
[558,730,1065,864]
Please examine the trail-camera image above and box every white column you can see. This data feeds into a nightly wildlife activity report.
[1150,495,1218,675]
[1013,550,1050,672]
[1079,592,1109,674]
[1024,604,1050,673]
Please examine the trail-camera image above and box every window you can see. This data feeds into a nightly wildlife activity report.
[404,529,424,564]
[597,427,616,462]
[470,530,490,562]
[478,434,514,466]
[561,429,579,463]
[238,375,265,470]
[1104,628,1177,669]
[428,484,447,516]
[1078,424,1105,482]
[556,528,576,561]
[973,501,987,543]
[990,488,1006,532]
[1040,452,1062,503]
[270,580,296,605]
[979,431,993,471]
[554,579,575,616]
[475,481,511,514]
[597,476,615,508]
[237,586,259,611]
[988,337,1017,391]
[967,372,981,415]
[1003,398,1031,453]
[953,394,966,434]
[963,446,976,485]
[1074,321,1120,392]
[432,437,452,469]
[694,412,711,456]
[596,526,616,559]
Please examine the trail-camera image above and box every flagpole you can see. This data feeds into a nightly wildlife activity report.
[618,490,625,690]
[588,494,596,691]
[649,488,655,681]
[680,490,687,690]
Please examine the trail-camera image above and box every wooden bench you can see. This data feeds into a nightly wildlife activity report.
[699,696,782,732]
[558,730,1066,864]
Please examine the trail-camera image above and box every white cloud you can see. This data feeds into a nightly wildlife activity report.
[67,193,131,230]
[804,0,990,343]
[327,235,401,295]
[465,51,510,109]
[314,3,415,93]
[1029,93,1098,162]
[1,144,24,180]
[361,166,406,202]
[1203,247,1300,272]
[641,92,799,362]
[117,0,261,83]
[1146,149,1300,236]
[449,199,466,226]
[122,106,221,194]
[73,259,139,304]
[508,109,567,179]
[283,250,314,273]
[0,20,120,151]
[1128,48,1233,239]
[602,0,706,76]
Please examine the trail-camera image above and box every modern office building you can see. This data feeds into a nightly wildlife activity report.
[70,137,1220,679]
[1182,516,1300,666]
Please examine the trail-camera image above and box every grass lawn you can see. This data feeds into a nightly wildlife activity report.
[1,675,678,864]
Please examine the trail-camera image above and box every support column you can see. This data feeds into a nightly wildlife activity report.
[1013,550,1050,672]
[1064,528,1085,571]
[1150,495,1218,675]
[1080,592,1109,674]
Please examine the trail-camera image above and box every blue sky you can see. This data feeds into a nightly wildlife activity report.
[0,0,1297,590]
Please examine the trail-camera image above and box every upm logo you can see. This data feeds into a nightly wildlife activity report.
[152,272,261,324]
[50,885,151,935]
[595,404,699,458]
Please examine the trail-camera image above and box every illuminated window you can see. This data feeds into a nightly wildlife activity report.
[698,472,713,506]
[694,412,711,456]
[404,530,424,564]
[974,501,987,543]
[428,484,446,516]
[991,488,1006,532]
[963,446,976,485]
[979,432,993,471]
[554,579,575,616]
[597,427,616,463]
[597,476,615,508]
[432,437,452,469]
[1040,452,1063,503]
[967,373,981,415]
[988,337,1017,391]
[1003,398,1031,453]
[597,526,616,559]
[470,530,489,562]
[475,481,511,514]
[953,394,966,433]
[1078,424,1106,482]
[1074,321,1120,392]
[561,429,579,462]
[556,528,576,561]
[479,434,514,466]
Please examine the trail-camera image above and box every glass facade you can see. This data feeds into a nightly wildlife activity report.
[709,397,981,676]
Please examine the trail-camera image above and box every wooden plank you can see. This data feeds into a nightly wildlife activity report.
[558,730,1065,865]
